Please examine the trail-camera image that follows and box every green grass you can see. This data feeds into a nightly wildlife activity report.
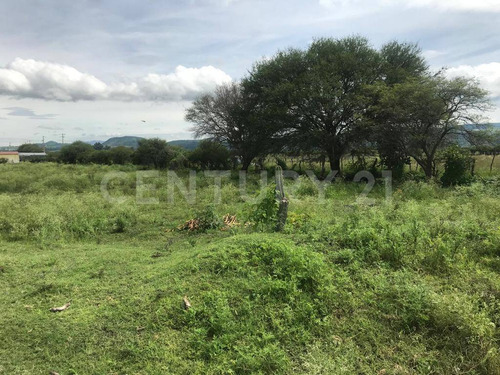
[1,163,500,374]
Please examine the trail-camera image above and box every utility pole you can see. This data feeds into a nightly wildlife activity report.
[61,133,65,145]
[42,136,46,152]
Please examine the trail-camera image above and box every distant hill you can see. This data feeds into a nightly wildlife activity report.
[0,137,199,151]
[103,136,144,149]
[167,139,200,150]
[102,137,199,150]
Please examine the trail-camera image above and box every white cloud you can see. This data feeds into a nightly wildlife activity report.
[119,66,233,101]
[320,0,500,11]
[3,58,108,101]
[398,0,500,12]
[446,62,500,98]
[318,0,365,8]
[0,58,232,102]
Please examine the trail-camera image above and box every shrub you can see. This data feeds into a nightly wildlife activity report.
[0,158,7,164]
[195,204,222,231]
[89,150,112,165]
[188,139,230,169]
[248,187,278,228]
[109,146,133,165]
[133,138,173,169]
[440,146,474,186]
[17,143,43,152]
[59,141,94,164]
[169,147,189,169]
[379,148,410,180]
[343,158,381,180]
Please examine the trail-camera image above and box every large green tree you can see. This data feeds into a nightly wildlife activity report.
[244,36,381,172]
[372,74,491,178]
[370,42,429,176]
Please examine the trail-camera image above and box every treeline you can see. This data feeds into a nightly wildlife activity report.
[185,36,499,179]
[15,36,499,180]
[40,138,232,170]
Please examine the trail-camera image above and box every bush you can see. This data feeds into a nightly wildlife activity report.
[343,158,381,180]
[379,150,409,180]
[59,141,94,164]
[248,187,278,228]
[133,138,173,169]
[188,139,230,169]
[0,158,7,164]
[440,146,474,186]
[169,147,189,169]
[89,150,112,165]
[195,205,222,231]
[109,146,134,165]
[17,143,43,152]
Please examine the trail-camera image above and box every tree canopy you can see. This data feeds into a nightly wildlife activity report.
[185,36,492,177]
[189,139,231,169]
[17,143,44,153]
[371,75,490,177]
[185,82,277,170]
[133,138,173,169]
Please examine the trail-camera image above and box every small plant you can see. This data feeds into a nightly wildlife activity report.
[178,205,222,232]
[196,205,222,231]
[111,216,127,233]
[248,187,278,229]
[0,158,8,164]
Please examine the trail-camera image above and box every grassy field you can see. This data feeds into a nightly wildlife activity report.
[1,163,500,374]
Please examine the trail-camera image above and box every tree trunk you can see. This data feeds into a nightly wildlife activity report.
[414,157,433,179]
[491,153,497,174]
[320,156,326,179]
[257,157,265,171]
[327,151,341,174]
[241,157,253,171]
[422,162,433,179]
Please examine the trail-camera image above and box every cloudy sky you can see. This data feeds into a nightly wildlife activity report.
[0,0,499,146]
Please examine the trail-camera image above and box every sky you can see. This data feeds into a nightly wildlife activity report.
[0,0,499,146]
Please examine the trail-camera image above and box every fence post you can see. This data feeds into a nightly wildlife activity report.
[275,166,289,231]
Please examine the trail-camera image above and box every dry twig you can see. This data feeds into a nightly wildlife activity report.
[49,302,70,313]
[182,296,192,310]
